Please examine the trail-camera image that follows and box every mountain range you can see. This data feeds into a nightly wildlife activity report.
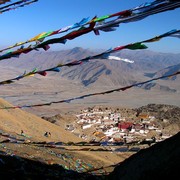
[1,47,180,89]
[0,47,179,116]
[0,47,180,86]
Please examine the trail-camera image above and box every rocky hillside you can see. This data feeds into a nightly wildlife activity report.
[134,104,180,124]
[134,104,180,135]
[109,131,180,180]
[145,63,180,80]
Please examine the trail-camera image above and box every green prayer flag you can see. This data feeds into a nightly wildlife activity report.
[94,15,109,22]
[126,43,148,50]
[39,31,53,39]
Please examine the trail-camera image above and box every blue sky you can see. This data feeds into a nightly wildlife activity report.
[0,0,180,53]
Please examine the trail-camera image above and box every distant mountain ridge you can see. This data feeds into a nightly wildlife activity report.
[1,47,180,91]
[145,63,180,79]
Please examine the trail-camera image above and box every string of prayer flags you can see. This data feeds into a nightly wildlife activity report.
[0,17,95,57]
[0,0,33,10]
[0,0,38,14]
[35,17,96,50]
[131,0,171,14]
[0,29,179,85]
[94,0,180,33]
[0,28,179,63]
[0,0,179,53]
[169,32,180,38]
[0,17,90,53]
[0,0,11,5]
[0,17,97,61]
[141,29,180,43]
[1,70,179,109]
[126,43,148,50]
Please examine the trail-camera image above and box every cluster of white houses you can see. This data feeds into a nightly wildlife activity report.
[72,107,172,144]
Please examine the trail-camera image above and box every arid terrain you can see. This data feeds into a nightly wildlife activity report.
[0,97,179,179]
[0,48,179,179]
[0,48,179,116]
[0,98,138,178]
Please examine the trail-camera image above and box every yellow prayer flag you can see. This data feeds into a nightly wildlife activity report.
[29,32,46,42]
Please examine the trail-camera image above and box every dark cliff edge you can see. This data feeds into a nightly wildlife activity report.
[108,132,180,180]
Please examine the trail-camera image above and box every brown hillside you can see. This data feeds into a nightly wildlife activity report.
[0,98,81,143]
